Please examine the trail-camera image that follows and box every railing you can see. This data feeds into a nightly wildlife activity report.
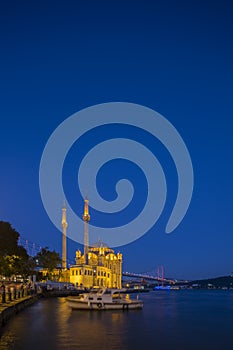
[0,285,38,304]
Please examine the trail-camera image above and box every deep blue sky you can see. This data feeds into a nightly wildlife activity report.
[0,1,232,280]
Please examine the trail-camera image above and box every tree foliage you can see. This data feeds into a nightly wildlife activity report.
[34,247,61,271]
[0,221,62,280]
[0,221,20,255]
[0,221,35,278]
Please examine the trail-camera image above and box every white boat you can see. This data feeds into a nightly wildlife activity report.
[66,288,143,310]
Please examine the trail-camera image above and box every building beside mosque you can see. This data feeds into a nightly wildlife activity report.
[62,198,122,289]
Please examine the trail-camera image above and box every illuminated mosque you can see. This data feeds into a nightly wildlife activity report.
[61,198,122,289]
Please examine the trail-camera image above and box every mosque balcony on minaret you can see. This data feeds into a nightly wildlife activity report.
[82,197,90,222]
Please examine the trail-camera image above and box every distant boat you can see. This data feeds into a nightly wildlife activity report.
[170,286,180,290]
[66,287,144,310]
[153,285,171,291]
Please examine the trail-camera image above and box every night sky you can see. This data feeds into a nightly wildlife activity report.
[0,1,232,280]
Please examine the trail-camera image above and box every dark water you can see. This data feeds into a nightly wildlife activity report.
[0,290,233,350]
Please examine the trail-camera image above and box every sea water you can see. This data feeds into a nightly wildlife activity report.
[0,290,232,350]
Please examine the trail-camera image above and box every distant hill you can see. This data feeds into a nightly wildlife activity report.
[188,275,233,289]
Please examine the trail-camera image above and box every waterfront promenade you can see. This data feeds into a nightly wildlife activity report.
[0,284,39,328]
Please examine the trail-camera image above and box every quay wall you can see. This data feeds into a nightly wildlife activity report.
[0,295,39,328]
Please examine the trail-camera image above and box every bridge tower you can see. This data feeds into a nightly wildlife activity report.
[158,265,165,285]
[82,197,90,264]
[61,202,68,269]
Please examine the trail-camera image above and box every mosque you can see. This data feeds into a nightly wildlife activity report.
[61,198,122,289]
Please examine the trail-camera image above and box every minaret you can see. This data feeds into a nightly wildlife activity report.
[82,197,90,264]
[61,202,68,269]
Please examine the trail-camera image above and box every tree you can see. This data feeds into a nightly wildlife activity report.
[0,221,20,255]
[0,221,35,278]
[12,247,35,278]
[34,247,61,272]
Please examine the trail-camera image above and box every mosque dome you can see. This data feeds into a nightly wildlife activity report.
[89,239,114,254]
[90,240,109,248]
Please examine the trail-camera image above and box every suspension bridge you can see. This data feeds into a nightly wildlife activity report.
[122,271,176,285]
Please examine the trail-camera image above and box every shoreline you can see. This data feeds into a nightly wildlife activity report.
[0,295,40,328]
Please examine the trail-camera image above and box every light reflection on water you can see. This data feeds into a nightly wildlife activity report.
[0,297,134,350]
[0,291,233,350]
[55,298,129,349]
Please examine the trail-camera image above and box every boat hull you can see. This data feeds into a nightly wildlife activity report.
[66,298,143,310]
